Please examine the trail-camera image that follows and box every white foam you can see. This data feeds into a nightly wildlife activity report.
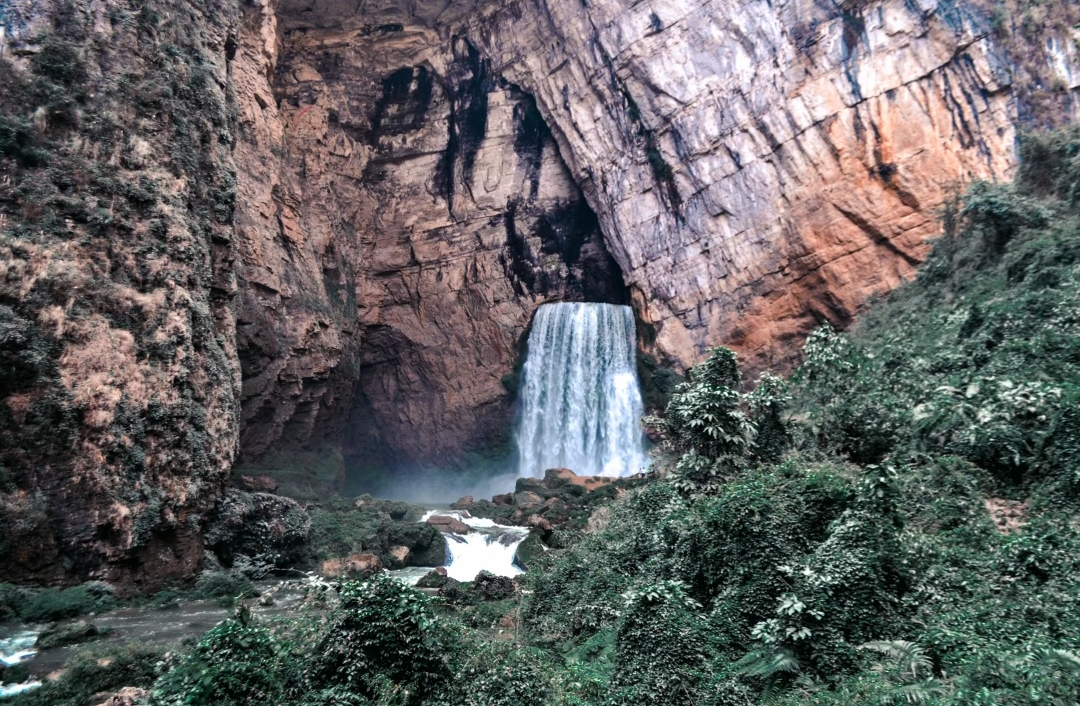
[419,510,528,582]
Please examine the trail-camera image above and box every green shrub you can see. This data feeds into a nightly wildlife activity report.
[310,575,453,704]
[20,583,118,623]
[148,609,289,706]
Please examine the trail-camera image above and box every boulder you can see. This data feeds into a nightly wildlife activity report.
[426,514,471,534]
[387,545,411,568]
[416,567,451,589]
[236,475,280,494]
[542,496,569,516]
[472,571,515,601]
[99,687,148,706]
[204,490,311,568]
[385,522,447,566]
[319,553,383,579]
[514,491,544,510]
[36,621,105,650]
[513,531,546,571]
[451,495,474,509]
[492,493,514,506]
[525,514,553,533]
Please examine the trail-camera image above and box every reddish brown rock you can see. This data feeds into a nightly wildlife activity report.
[492,493,515,507]
[525,514,553,533]
[426,515,472,535]
[514,491,544,510]
[451,496,475,510]
[319,553,383,579]
[387,545,411,568]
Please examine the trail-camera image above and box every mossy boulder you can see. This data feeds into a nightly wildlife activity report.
[204,491,311,568]
[513,531,546,571]
[35,621,107,650]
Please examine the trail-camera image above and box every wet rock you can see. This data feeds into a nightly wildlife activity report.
[416,567,451,589]
[513,531,547,572]
[472,571,515,601]
[451,495,475,509]
[1,663,29,685]
[384,522,448,567]
[36,620,107,650]
[258,592,275,607]
[386,545,411,568]
[236,475,280,494]
[319,553,383,579]
[426,515,471,535]
[514,491,544,510]
[491,493,515,506]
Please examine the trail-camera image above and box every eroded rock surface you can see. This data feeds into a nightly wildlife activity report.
[231,2,627,472]
[0,0,240,589]
[467,0,1078,371]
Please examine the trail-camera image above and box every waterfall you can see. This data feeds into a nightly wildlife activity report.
[515,302,646,478]
[418,510,528,582]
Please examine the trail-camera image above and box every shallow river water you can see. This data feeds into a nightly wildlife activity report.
[0,509,530,699]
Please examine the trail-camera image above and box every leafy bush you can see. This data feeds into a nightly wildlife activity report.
[149,607,290,706]
[5,582,120,623]
[310,575,453,704]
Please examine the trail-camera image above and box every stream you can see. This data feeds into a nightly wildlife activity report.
[0,509,530,699]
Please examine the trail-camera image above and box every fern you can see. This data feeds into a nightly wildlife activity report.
[733,646,801,678]
[861,640,933,682]
[888,679,944,704]
[1034,648,1080,672]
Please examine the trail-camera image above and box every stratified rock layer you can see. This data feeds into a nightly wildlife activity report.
[467,0,1062,371]
[232,1,626,470]
[246,0,1079,470]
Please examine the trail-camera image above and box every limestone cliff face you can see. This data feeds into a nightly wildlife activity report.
[231,0,625,471]
[465,0,1078,372]
[0,0,240,589]
[243,0,1078,468]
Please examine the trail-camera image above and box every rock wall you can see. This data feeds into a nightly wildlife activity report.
[245,0,1078,466]
[464,0,1078,372]
[231,1,626,472]
[0,0,240,590]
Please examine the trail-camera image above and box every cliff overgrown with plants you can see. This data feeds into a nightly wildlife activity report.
[12,126,1079,706]
[0,0,240,588]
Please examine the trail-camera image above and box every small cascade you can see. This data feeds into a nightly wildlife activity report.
[0,631,43,698]
[516,302,646,478]
[419,510,528,582]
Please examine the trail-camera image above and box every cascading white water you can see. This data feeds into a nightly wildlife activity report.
[417,510,528,582]
[516,302,646,478]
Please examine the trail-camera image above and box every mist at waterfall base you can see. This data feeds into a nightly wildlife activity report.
[364,302,647,503]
